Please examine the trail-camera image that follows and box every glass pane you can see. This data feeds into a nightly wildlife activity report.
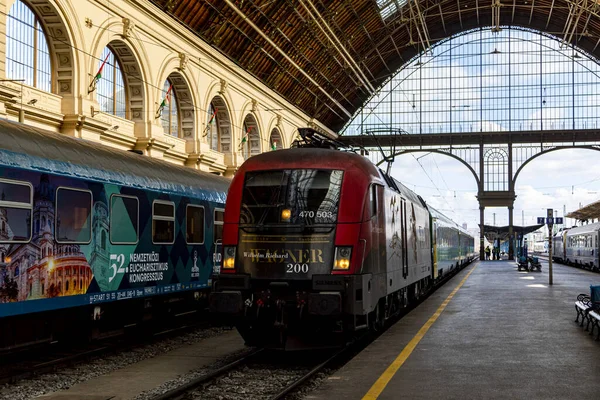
[153,220,174,243]
[153,202,174,218]
[214,224,223,242]
[56,189,91,243]
[0,181,30,203]
[6,0,52,90]
[110,195,138,243]
[0,207,31,242]
[96,47,126,117]
[241,169,343,225]
[186,206,204,244]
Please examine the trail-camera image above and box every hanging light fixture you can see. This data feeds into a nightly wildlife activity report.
[542,88,547,106]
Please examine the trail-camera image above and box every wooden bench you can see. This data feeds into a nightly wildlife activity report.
[575,294,591,327]
[575,286,600,341]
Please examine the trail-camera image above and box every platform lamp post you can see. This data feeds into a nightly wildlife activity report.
[547,208,553,286]
[538,208,564,286]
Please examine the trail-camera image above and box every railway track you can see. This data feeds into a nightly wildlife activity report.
[150,346,348,400]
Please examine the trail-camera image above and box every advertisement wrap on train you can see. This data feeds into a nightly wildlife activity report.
[0,169,222,316]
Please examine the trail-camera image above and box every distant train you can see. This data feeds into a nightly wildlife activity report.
[210,129,475,349]
[552,223,600,271]
[0,119,229,350]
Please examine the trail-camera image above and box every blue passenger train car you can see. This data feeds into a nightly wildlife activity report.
[0,119,229,348]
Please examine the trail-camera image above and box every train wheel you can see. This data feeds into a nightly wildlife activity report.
[369,302,385,332]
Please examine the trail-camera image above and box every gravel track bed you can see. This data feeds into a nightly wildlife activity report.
[188,360,313,400]
[179,351,330,400]
[132,347,253,400]
[0,326,228,400]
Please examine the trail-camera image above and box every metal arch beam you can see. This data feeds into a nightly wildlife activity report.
[338,129,600,147]
[512,144,600,185]
[221,0,353,118]
[373,148,481,187]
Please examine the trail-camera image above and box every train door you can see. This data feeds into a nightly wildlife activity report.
[212,208,224,275]
[431,219,438,279]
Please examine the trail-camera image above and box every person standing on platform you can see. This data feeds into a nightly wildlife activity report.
[485,246,491,260]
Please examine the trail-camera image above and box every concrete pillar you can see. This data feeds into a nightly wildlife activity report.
[480,206,485,260]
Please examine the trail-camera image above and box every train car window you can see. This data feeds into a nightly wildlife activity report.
[186,205,205,244]
[214,209,224,243]
[370,185,377,218]
[0,179,33,243]
[110,194,139,244]
[152,201,175,244]
[56,188,92,243]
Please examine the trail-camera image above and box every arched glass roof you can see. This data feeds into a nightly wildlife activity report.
[341,28,600,136]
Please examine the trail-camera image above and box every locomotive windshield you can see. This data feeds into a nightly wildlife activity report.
[240,169,343,227]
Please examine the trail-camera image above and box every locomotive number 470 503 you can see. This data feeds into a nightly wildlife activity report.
[298,210,333,218]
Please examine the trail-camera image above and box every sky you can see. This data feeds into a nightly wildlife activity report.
[388,148,600,233]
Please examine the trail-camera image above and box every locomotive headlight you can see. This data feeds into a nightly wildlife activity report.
[333,246,352,270]
[281,208,291,222]
[223,246,236,269]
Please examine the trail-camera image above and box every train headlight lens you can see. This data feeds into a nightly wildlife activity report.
[281,209,291,222]
[333,246,352,270]
[223,246,236,269]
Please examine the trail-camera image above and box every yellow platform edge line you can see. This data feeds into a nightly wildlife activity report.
[362,264,478,400]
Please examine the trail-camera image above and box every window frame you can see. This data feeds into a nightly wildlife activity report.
[186,204,206,245]
[6,0,52,92]
[0,178,33,243]
[161,78,180,137]
[213,207,225,245]
[109,193,139,245]
[208,103,220,152]
[370,184,378,218]
[152,200,175,245]
[55,186,93,244]
[96,46,128,118]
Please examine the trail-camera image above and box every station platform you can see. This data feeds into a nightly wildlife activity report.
[307,260,600,400]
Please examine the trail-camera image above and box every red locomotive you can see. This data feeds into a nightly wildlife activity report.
[210,128,474,349]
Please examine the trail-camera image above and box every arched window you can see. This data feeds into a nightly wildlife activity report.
[269,129,282,151]
[160,79,179,137]
[96,46,126,118]
[208,103,220,151]
[41,216,46,229]
[241,122,251,159]
[65,280,69,292]
[6,0,51,92]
